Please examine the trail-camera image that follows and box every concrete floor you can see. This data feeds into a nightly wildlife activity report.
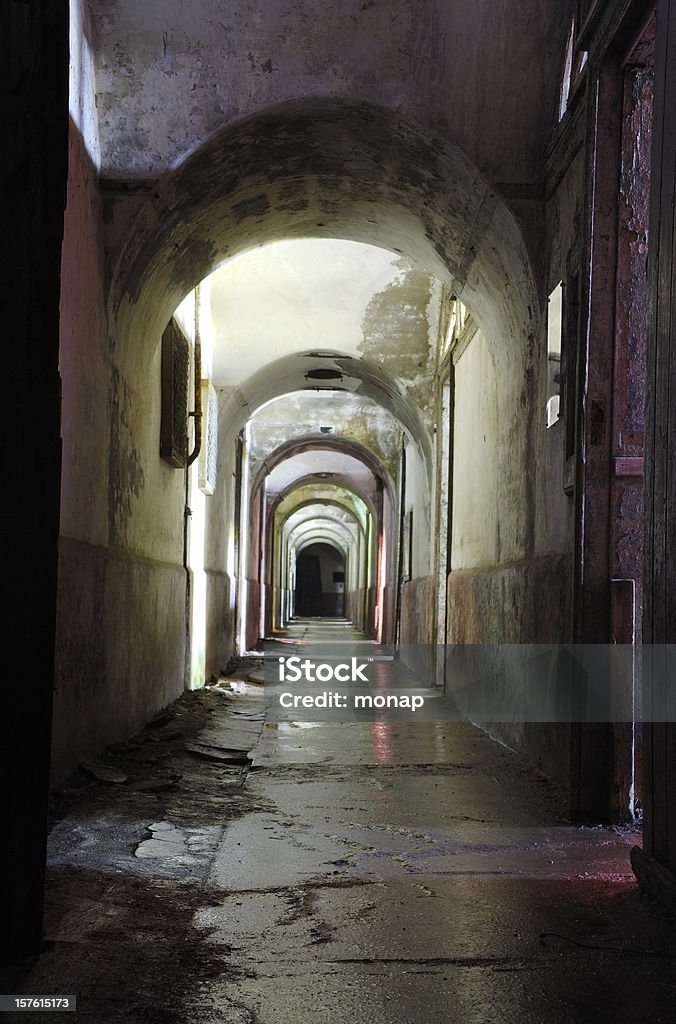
[8,621,676,1022]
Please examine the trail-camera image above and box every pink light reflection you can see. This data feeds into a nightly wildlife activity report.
[370,719,394,764]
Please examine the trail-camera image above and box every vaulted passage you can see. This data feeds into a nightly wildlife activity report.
[7,1,676,1018]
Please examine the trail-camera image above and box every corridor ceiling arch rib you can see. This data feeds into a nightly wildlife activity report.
[109,98,539,382]
[251,432,397,509]
[282,501,364,544]
[292,525,352,557]
[225,351,432,471]
[272,487,372,563]
[253,435,393,643]
[275,493,370,534]
[280,518,362,628]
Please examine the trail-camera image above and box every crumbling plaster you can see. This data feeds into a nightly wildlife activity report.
[91,0,568,185]
[108,100,540,381]
[263,450,381,506]
[248,391,402,487]
[208,240,441,426]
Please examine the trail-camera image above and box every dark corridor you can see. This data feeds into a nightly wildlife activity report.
[295,543,345,617]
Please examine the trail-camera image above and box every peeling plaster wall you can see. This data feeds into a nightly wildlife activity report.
[444,127,585,791]
[91,0,568,185]
[53,545,187,785]
[445,319,540,675]
[209,241,439,420]
[448,319,542,599]
[52,0,187,785]
[403,439,432,579]
[246,484,264,652]
[360,264,438,424]
[445,315,575,785]
[451,331,501,570]
[445,555,573,789]
[108,332,187,561]
[203,398,240,676]
[399,576,437,680]
[249,392,402,486]
[398,436,435,673]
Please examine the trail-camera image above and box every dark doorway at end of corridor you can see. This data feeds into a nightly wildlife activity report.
[295,542,346,618]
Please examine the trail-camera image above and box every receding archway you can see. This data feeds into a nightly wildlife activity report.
[103,97,540,656]
[251,440,389,642]
[79,96,547,801]
[109,98,539,380]
[102,96,540,655]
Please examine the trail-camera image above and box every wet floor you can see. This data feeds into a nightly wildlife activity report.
[8,621,676,1023]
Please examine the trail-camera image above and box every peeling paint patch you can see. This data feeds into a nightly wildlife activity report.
[108,365,145,546]
[359,264,436,418]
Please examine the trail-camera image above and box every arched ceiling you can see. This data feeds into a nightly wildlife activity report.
[208,239,441,425]
[248,391,402,490]
[252,434,394,507]
[264,450,379,507]
[91,1,567,184]
[275,487,369,535]
[283,502,361,537]
[296,541,347,560]
[110,100,539,386]
[229,350,432,466]
[288,519,355,556]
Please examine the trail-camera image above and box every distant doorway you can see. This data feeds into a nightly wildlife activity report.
[295,543,346,617]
